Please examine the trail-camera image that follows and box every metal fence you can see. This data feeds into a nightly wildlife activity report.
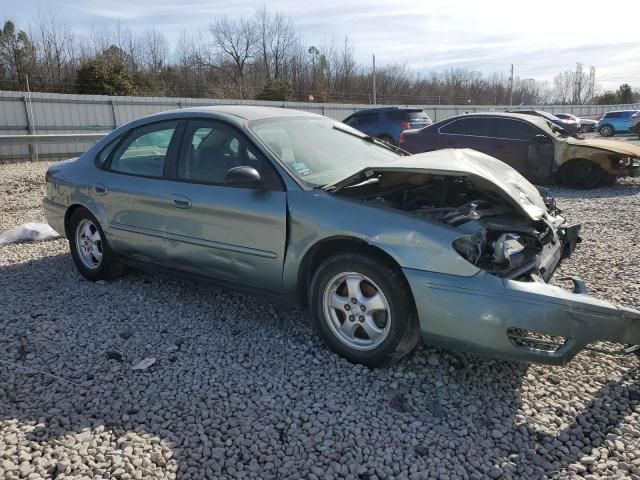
[1,89,639,162]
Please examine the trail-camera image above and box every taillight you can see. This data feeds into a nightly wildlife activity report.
[400,120,411,130]
[399,132,405,144]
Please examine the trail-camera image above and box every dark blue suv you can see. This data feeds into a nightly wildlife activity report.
[343,107,433,145]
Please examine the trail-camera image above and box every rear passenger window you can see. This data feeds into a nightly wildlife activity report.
[95,136,122,167]
[440,118,493,136]
[606,112,622,119]
[109,122,178,177]
[386,111,406,121]
[357,113,379,125]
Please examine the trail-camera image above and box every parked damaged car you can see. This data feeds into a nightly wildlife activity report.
[43,106,640,367]
[554,113,598,133]
[400,112,640,188]
[508,110,580,136]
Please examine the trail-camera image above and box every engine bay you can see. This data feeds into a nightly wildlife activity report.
[338,171,561,279]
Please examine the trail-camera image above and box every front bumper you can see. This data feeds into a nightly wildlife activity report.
[404,268,640,365]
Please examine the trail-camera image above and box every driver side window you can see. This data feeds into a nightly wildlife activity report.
[177,121,280,189]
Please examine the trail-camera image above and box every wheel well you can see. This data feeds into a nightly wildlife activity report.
[557,158,606,187]
[63,204,86,239]
[296,237,404,306]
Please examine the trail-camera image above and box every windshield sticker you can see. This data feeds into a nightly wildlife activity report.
[291,162,312,176]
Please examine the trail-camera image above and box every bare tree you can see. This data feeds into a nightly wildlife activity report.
[141,28,168,73]
[209,16,258,98]
[36,10,76,92]
[553,71,574,104]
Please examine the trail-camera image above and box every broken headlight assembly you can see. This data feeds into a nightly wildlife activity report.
[453,231,542,279]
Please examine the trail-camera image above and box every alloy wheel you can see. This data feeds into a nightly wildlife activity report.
[75,219,103,269]
[322,272,391,351]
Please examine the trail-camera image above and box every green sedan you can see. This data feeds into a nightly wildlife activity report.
[43,106,640,366]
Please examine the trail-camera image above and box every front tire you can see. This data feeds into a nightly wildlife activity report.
[560,159,606,189]
[309,252,419,367]
[599,124,614,137]
[69,208,121,281]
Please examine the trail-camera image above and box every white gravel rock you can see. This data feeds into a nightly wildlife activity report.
[0,159,639,479]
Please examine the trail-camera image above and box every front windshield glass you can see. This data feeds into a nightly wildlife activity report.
[249,117,399,187]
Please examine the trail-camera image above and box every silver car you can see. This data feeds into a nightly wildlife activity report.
[43,106,640,367]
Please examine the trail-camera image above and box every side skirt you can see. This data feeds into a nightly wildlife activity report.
[119,257,299,306]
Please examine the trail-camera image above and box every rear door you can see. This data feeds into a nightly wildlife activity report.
[437,117,496,156]
[620,111,635,132]
[163,119,287,291]
[96,120,181,263]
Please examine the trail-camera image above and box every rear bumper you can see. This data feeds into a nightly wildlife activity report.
[404,269,640,365]
[42,198,66,237]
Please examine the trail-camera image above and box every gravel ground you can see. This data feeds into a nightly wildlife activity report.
[1,157,640,480]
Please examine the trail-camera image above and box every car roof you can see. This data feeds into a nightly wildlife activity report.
[605,109,639,114]
[349,106,423,115]
[441,111,551,128]
[173,105,321,121]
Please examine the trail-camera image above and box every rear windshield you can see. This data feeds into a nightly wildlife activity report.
[386,109,431,121]
[407,110,430,120]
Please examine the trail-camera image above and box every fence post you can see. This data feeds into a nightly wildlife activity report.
[22,95,35,162]
[109,99,118,129]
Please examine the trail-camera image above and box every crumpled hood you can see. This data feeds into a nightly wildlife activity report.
[566,137,640,157]
[326,148,548,221]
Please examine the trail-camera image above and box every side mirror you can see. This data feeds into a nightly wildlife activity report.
[224,166,261,188]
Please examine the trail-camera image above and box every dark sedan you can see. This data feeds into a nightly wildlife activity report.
[399,112,640,188]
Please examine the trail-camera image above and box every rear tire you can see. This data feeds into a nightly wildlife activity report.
[561,159,606,189]
[309,252,419,367]
[599,124,614,137]
[68,208,122,281]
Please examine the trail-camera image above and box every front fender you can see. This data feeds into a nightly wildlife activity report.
[283,190,479,292]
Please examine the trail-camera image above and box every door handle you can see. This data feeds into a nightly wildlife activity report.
[94,183,107,195]
[171,195,192,209]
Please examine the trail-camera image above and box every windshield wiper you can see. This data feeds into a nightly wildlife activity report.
[332,125,410,156]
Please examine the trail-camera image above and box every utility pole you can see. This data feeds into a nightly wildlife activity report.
[574,62,583,104]
[509,64,514,106]
[372,54,377,105]
[587,66,596,102]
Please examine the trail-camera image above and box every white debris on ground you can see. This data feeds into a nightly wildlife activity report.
[0,223,60,245]
[0,159,639,480]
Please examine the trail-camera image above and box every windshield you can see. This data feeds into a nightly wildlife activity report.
[249,117,399,186]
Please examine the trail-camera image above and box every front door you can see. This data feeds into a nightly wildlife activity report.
[492,118,547,176]
[164,119,288,291]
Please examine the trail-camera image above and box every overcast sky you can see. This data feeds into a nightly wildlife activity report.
[4,0,639,89]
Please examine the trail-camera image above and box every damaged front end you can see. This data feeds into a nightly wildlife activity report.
[327,150,640,364]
